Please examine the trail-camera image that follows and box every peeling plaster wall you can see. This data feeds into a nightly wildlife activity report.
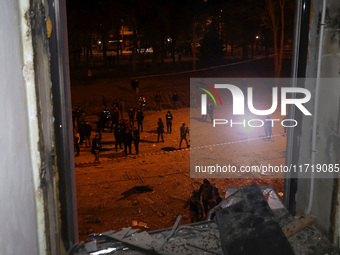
[0,1,39,254]
[294,0,340,241]
[321,0,340,244]
[0,0,63,254]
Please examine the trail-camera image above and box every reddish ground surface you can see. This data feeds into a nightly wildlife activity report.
[72,56,289,241]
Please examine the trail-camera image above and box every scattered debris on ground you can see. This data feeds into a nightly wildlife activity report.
[71,184,338,255]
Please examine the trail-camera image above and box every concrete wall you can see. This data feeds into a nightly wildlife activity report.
[293,0,340,241]
[0,0,62,254]
[0,0,39,254]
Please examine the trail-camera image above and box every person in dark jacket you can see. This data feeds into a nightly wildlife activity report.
[282,115,288,136]
[77,112,86,144]
[128,107,135,128]
[98,107,107,132]
[133,128,140,155]
[82,122,92,148]
[124,122,133,155]
[130,79,137,93]
[165,111,173,134]
[92,134,101,163]
[103,106,111,129]
[74,129,80,156]
[114,122,123,151]
[155,92,162,111]
[72,107,77,129]
[264,115,273,140]
[207,103,214,123]
[135,79,139,93]
[96,117,102,140]
[157,118,164,142]
[172,92,178,110]
[184,190,204,223]
[77,110,85,129]
[198,179,214,214]
[110,106,120,132]
[179,123,189,148]
[136,109,144,132]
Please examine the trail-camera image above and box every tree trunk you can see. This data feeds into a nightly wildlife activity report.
[192,22,197,70]
[90,32,93,59]
[116,27,120,65]
[251,41,254,58]
[273,28,279,77]
[160,43,164,64]
[266,0,285,78]
[278,0,286,78]
[102,31,108,66]
[86,48,89,67]
[172,38,176,63]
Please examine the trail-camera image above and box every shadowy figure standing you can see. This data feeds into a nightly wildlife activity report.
[133,128,140,155]
[110,106,120,132]
[136,109,144,132]
[128,107,135,128]
[264,115,273,140]
[166,111,173,134]
[114,122,123,151]
[172,92,178,110]
[83,122,92,148]
[198,179,214,215]
[130,78,139,93]
[74,129,80,156]
[184,190,204,223]
[99,106,107,131]
[103,107,111,129]
[207,103,214,123]
[157,118,164,142]
[179,123,189,148]
[283,115,287,136]
[77,111,86,144]
[131,79,136,93]
[96,117,102,140]
[155,92,162,111]
[135,79,139,93]
[92,134,101,163]
[124,121,133,155]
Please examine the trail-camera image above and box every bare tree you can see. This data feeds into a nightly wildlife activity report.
[264,0,286,77]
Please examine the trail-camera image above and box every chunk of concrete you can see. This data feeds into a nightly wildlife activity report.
[215,183,294,255]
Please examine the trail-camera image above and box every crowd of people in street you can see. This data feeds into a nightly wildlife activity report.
[71,78,288,227]
[72,90,189,163]
[73,91,285,164]
[72,80,229,224]
[74,102,224,225]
